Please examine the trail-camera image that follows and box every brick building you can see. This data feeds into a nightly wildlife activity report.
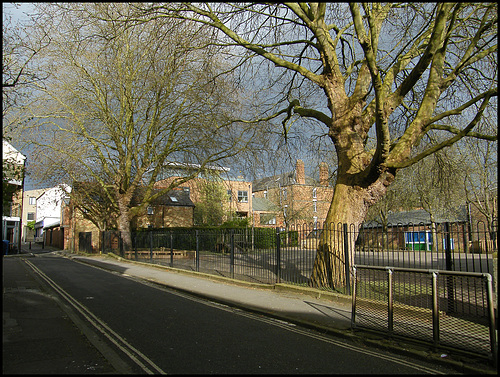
[61,185,195,253]
[155,174,253,222]
[252,159,333,229]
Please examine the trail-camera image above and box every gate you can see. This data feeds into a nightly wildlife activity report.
[79,232,92,253]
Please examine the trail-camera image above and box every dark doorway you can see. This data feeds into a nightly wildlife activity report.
[79,232,92,253]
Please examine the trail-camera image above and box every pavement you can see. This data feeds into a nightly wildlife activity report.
[3,242,498,374]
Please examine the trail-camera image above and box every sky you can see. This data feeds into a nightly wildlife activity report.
[3,3,330,192]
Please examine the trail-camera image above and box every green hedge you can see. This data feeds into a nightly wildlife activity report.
[130,227,299,251]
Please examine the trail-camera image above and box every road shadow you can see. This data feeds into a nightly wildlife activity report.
[304,300,351,322]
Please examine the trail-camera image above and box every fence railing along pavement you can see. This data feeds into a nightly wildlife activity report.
[101,220,497,362]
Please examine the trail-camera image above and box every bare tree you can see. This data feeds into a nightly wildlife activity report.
[460,118,498,246]
[2,3,49,116]
[121,3,498,289]
[20,3,255,251]
[69,181,117,233]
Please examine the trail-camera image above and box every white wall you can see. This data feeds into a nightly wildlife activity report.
[35,185,71,221]
[34,185,71,240]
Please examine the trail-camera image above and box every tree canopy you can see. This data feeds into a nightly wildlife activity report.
[19,3,256,250]
[115,2,497,288]
[10,3,497,289]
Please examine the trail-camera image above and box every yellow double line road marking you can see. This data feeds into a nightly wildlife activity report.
[24,259,165,375]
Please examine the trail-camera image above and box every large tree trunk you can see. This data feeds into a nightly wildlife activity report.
[117,213,132,253]
[117,196,133,252]
[309,173,394,290]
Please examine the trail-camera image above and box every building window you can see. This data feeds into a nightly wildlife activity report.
[27,212,35,221]
[227,190,232,201]
[312,188,317,199]
[29,197,36,205]
[237,190,248,203]
[282,188,287,200]
[313,200,317,213]
[260,213,276,225]
[147,206,154,215]
[263,190,267,199]
[182,187,190,197]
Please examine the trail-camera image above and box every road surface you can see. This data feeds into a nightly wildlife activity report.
[18,253,460,374]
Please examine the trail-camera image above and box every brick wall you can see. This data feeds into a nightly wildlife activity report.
[155,176,253,218]
[135,206,194,228]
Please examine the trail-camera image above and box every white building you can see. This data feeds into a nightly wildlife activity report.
[2,140,26,251]
[34,184,71,242]
[21,188,50,241]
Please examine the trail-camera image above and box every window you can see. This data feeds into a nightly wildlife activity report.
[237,190,248,203]
[27,212,35,221]
[404,231,433,251]
[260,213,276,225]
[313,200,317,213]
[227,190,232,201]
[147,206,154,215]
[312,188,317,199]
[263,190,267,199]
[182,187,190,197]
[282,188,287,200]
[29,197,36,205]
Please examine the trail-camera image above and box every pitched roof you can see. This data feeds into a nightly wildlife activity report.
[363,207,468,228]
[252,171,316,192]
[136,188,194,207]
[152,189,194,207]
[72,182,194,208]
[252,196,279,212]
[2,140,26,164]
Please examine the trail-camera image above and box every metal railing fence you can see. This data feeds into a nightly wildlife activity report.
[352,265,497,364]
[101,220,497,289]
[100,221,497,360]
[355,220,497,274]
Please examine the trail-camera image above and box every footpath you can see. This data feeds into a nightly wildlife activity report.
[3,243,497,374]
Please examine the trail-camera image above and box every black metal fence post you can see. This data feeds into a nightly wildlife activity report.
[195,229,200,272]
[170,231,173,267]
[276,227,281,283]
[351,266,357,328]
[230,229,235,278]
[119,232,124,257]
[444,222,455,313]
[149,225,153,262]
[343,223,351,295]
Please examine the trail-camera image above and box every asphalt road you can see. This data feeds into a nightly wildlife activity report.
[23,254,459,374]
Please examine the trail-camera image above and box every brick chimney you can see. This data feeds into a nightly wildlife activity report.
[319,162,329,186]
[296,159,305,185]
